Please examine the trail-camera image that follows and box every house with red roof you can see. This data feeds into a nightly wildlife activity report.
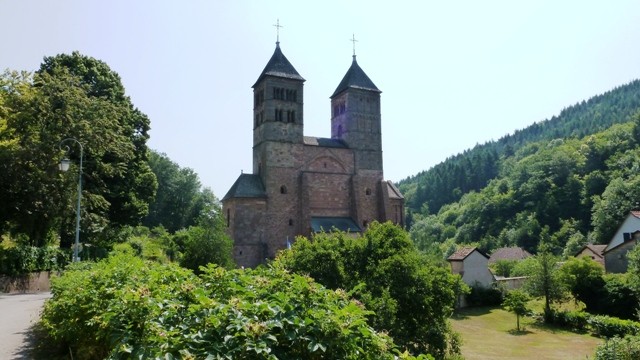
[447,247,494,288]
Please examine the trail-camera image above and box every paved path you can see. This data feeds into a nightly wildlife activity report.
[0,292,51,359]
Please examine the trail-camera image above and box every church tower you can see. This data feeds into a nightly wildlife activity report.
[330,54,383,172]
[252,41,305,179]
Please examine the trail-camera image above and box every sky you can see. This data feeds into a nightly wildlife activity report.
[3,1,640,198]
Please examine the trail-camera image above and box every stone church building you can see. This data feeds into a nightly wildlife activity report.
[222,41,404,268]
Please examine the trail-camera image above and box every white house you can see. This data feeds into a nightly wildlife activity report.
[604,211,640,273]
[447,247,494,288]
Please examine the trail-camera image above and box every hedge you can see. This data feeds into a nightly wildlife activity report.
[0,245,68,276]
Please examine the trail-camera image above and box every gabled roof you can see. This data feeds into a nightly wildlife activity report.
[222,174,266,201]
[303,136,348,148]
[447,247,488,261]
[577,244,607,258]
[252,43,305,88]
[386,181,404,200]
[604,238,638,254]
[330,55,381,98]
[489,247,532,264]
[311,217,361,233]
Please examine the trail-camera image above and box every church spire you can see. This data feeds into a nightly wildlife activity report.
[330,43,380,98]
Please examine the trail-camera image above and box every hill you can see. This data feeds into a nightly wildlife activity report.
[399,79,640,217]
[399,79,640,257]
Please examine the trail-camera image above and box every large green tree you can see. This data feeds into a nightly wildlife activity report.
[143,150,216,233]
[276,222,462,359]
[0,52,157,247]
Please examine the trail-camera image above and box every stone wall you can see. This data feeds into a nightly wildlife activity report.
[0,272,52,293]
[605,240,637,273]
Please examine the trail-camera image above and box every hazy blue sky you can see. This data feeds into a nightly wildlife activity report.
[3,1,640,198]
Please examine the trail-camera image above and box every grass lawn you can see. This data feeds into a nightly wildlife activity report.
[450,306,603,360]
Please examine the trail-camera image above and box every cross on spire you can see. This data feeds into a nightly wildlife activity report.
[350,33,358,57]
[273,19,283,44]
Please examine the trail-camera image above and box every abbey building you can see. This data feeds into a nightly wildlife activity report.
[222,41,404,267]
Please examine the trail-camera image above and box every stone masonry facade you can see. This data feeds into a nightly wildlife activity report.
[223,41,404,268]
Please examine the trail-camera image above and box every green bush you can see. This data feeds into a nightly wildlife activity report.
[547,310,589,332]
[594,335,640,360]
[0,245,67,276]
[466,284,504,306]
[41,250,430,359]
[588,315,640,338]
[276,222,462,359]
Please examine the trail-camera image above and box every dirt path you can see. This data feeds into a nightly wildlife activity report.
[0,292,51,359]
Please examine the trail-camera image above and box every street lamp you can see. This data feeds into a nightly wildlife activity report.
[59,138,83,262]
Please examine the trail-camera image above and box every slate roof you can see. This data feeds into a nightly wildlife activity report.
[303,136,348,148]
[222,174,266,201]
[386,181,404,200]
[447,247,488,261]
[580,244,607,258]
[330,55,381,98]
[488,247,532,264]
[310,217,362,233]
[252,43,305,88]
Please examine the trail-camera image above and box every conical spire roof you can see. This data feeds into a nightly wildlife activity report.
[331,55,380,98]
[252,43,305,88]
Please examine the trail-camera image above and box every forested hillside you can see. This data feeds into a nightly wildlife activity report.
[399,79,640,218]
[404,83,640,258]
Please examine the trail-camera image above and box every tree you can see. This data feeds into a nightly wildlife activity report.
[143,151,216,233]
[276,222,462,359]
[559,256,605,312]
[177,203,233,272]
[0,53,157,247]
[503,290,530,331]
[627,245,640,300]
[523,245,566,321]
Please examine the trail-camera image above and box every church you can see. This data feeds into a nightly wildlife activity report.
[222,39,404,268]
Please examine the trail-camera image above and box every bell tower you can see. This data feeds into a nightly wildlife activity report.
[252,41,305,179]
[330,52,382,171]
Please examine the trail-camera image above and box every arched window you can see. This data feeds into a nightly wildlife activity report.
[289,219,293,226]
[226,209,230,227]
[280,185,287,194]
[365,188,372,195]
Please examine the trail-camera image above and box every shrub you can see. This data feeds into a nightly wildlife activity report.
[276,222,462,358]
[588,315,640,338]
[594,335,640,360]
[0,245,67,276]
[491,259,518,277]
[466,284,504,306]
[547,310,589,332]
[41,250,430,359]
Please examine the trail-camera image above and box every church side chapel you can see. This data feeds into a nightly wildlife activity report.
[222,29,404,268]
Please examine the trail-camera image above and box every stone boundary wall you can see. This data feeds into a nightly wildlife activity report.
[0,272,52,293]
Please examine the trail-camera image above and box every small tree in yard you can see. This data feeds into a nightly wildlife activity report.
[503,290,530,332]
[524,244,566,321]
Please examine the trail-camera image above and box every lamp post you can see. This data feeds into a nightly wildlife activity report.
[59,138,83,262]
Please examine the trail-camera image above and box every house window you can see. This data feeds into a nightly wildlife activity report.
[365,188,371,195]
[226,209,230,228]
[363,220,368,228]
[289,219,293,226]
[280,185,287,194]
